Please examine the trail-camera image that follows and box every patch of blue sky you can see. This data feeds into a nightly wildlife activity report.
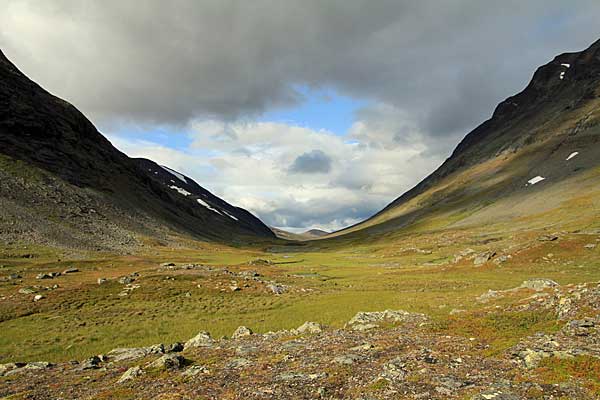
[261,85,366,136]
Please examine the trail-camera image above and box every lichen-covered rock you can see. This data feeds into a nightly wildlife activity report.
[232,326,253,339]
[294,321,323,335]
[184,331,213,349]
[147,354,186,370]
[519,278,559,291]
[117,365,143,383]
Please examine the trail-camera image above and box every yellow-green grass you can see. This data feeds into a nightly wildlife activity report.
[1,218,599,363]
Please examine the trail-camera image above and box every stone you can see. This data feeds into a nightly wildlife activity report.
[232,326,253,338]
[477,290,503,302]
[0,362,25,376]
[33,294,44,302]
[333,353,361,365]
[23,361,52,370]
[184,331,213,349]
[8,273,21,280]
[118,275,136,284]
[63,268,79,274]
[519,278,559,291]
[584,243,597,249]
[97,278,108,285]
[226,357,251,369]
[117,365,143,383]
[160,262,176,267]
[166,342,184,353]
[147,354,186,370]
[537,234,558,242]
[107,347,152,362]
[347,309,427,328]
[381,357,406,381]
[229,285,241,292]
[472,391,520,400]
[294,321,323,335]
[78,355,101,370]
[266,283,286,294]
[36,273,54,279]
[18,287,36,294]
[182,365,210,377]
[473,251,496,266]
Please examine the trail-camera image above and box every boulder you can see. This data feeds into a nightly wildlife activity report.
[78,355,101,370]
[473,251,496,266]
[184,331,213,349]
[266,283,286,294]
[147,354,186,370]
[107,347,152,362]
[117,365,143,383]
[294,321,323,335]
[519,278,559,291]
[232,326,253,339]
[182,365,210,377]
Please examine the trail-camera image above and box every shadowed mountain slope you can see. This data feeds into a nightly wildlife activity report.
[329,39,600,239]
[0,49,274,250]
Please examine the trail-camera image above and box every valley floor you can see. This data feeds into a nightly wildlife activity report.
[1,219,600,398]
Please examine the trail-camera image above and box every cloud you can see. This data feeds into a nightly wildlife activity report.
[2,0,600,136]
[106,108,443,231]
[289,150,332,174]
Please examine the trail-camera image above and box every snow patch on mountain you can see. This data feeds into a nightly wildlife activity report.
[160,165,187,183]
[169,185,191,196]
[566,152,579,161]
[526,176,546,186]
[197,198,223,215]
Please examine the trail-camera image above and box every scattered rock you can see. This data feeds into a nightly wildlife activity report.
[333,353,361,365]
[36,272,58,280]
[473,251,496,266]
[33,294,44,302]
[519,278,559,291]
[165,342,184,353]
[226,357,252,369]
[232,326,253,339]
[0,362,25,376]
[381,357,406,381]
[117,365,143,383]
[184,331,213,349]
[118,275,136,284]
[147,354,186,370]
[266,283,286,294]
[538,234,558,242]
[294,321,323,335]
[182,365,210,377]
[107,347,153,362]
[78,355,101,370]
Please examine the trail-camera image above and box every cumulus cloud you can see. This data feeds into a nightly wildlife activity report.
[106,108,443,231]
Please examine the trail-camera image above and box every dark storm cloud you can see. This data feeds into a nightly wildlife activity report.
[289,150,332,174]
[2,0,600,135]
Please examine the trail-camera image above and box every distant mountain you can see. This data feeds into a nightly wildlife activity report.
[0,49,274,250]
[332,38,600,238]
[271,227,330,241]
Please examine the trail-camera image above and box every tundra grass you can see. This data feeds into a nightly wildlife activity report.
[1,218,599,363]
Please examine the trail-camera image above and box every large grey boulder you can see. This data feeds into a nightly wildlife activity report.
[184,331,213,349]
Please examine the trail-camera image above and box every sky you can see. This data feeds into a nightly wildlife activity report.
[1,1,600,232]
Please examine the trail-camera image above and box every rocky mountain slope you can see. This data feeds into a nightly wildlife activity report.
[331,39,600,239]
[0,49,274,250]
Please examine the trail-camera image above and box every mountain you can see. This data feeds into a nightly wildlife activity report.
[331,39,600,238]
[271,227,330,241]
[0,49,274,250]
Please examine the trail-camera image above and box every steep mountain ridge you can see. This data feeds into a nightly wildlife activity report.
[0,49,274,249]
[330,39,600,238]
